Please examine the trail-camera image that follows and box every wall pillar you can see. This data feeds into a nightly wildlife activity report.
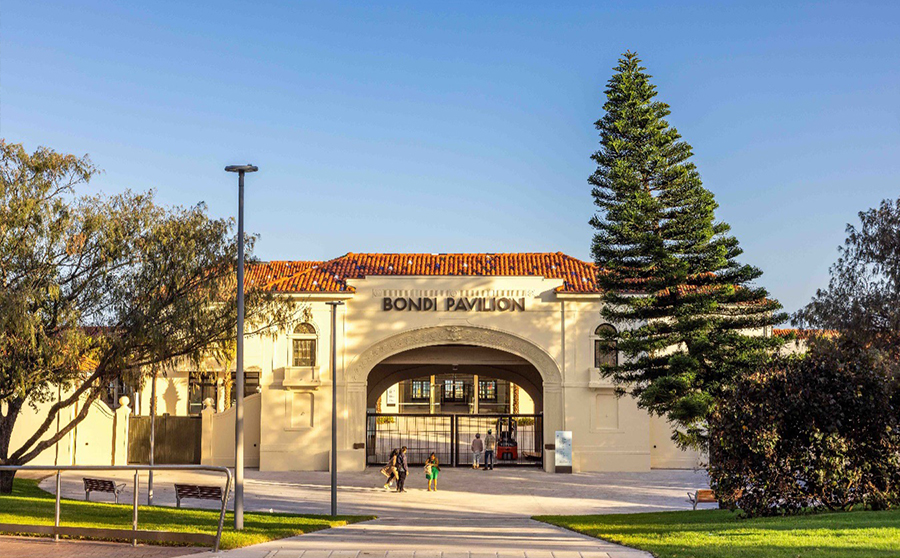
[542,381,564,472]
[340,381,368,471]
[112,396,131,466]
[430,374,436,414]
[200,398,215,465]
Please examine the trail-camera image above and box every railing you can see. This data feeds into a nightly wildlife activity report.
[0,464,232,552]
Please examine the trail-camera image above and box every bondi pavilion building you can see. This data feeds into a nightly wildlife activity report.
[12,251,756,473]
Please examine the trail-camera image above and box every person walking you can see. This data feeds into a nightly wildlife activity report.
[484,429,496,470]
[381,448,399,490]
[396,446,409,492]
[471,433,484,469]
[424,452,440,492]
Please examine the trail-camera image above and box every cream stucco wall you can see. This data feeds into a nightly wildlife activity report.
[200,393,261,467]
[6,392,129,467]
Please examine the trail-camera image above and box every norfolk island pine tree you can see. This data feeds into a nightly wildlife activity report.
[589,52,786,452]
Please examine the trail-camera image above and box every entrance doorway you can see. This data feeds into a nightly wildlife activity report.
[366,413,543,467]
[365,343,545,468]
[347,325,564,473]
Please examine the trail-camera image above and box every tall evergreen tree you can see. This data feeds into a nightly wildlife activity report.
[590,52,785,450]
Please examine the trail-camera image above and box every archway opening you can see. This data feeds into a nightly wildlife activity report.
[364,345,544,467]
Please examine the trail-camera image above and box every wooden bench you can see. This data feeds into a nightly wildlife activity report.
[83,477,126,504]
[687,489,717,510]
[174,484,228,508]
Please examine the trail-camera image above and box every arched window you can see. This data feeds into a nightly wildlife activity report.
[593,324,618,368]
[290,323,317,367]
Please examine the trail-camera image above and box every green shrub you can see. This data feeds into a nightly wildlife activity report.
[709,339,900,517]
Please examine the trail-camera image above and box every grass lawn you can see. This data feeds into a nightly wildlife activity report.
[535,508,900,558]
[0,478,373,550]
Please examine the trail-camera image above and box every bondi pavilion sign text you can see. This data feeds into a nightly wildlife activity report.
[382,296,526,312]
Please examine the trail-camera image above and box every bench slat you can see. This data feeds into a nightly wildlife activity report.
[83,478,119,492]
[175,483,224,500]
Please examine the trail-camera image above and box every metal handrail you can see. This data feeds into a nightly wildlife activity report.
[0,464,233,552]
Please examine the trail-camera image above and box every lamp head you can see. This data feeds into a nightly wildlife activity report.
[225,165,258,173]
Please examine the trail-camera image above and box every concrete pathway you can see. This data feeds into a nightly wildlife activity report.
[40,467,713,557]
[0,535,203,558]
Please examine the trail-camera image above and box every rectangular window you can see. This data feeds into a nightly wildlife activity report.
[595,339,617,368]
[410,380,430,401]
[478,380,497,402]
[103,378,133,409]
[188,372,218,415]
[292,338,316,367]
[230,371,261,406]
[442,379,467,403]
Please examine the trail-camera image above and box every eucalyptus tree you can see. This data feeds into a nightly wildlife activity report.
[0,141,292,491]
[794,197,900,355]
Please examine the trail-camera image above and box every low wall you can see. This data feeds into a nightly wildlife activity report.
[200,393,261,467]
[5,392,130,467]
[649,414,704,469]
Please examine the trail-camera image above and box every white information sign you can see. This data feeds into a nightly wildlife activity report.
[555,430,573,472]
[385,384,398,407]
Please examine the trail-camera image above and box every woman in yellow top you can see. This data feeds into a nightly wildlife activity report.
[424,452,440,492]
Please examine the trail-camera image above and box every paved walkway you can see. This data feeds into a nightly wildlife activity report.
[35,467,712,557]
[0,535,202,558]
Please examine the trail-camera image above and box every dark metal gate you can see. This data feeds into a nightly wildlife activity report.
[366,413,542,467]
[128,415,202,464]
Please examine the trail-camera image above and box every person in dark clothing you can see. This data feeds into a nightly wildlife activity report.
[395,446,409,493]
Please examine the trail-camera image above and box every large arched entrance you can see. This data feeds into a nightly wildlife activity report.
[344,325,563,472]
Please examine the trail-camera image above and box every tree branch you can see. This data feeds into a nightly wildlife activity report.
[8,369,102,461]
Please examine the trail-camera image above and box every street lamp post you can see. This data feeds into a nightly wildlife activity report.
[325,300,344,517]
[225,164,258,531]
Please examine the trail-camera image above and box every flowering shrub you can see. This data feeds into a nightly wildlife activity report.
[708,339,900,517]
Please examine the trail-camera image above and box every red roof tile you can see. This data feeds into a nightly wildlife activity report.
[251,253,601,294]
[773,328,838,339]
[244,260,322,290]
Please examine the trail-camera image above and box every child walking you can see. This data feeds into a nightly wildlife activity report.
[424,452,441,492]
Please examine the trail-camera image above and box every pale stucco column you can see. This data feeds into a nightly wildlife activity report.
[340,380,368,471]
[200,398,215,465]
[112,396,131,466]
[542,381,564,472]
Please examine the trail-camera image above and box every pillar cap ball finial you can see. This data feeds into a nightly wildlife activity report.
[203,398,215,408]
[118,395,130,407]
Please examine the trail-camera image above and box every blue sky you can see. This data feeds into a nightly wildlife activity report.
[3,1,898,317]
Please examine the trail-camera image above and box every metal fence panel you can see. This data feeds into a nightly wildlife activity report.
[456,414,543,467]
[127,416,150,464]
[366,414,453,466]
[366,413,542,468]
[128,415,201,464]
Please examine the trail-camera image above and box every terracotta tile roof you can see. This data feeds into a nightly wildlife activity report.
[251,253,600,294]
[773,328,839,339]
[244,260,322,290]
